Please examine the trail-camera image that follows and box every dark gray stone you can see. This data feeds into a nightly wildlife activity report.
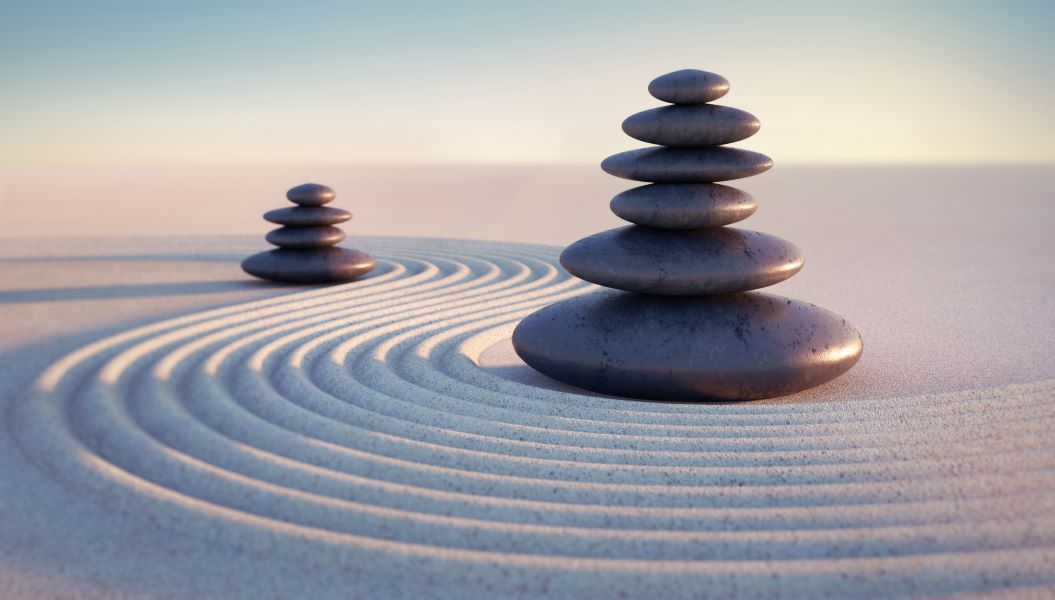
[512,289,862,401]
[241,247,376,284]
[560,226,802,295]
[610,183,756,229]
[648,69,730,104]
[264,206,352,227]
[622,105,760,147]
[265,226,345,249]
[286,183,336,206]
[512,68,862,402]
[601,147,772,182]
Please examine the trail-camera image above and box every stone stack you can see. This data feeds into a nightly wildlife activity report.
[512,69,862,401]
[242,183,376,284]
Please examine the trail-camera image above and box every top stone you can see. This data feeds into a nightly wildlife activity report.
[649,69,730,104]
[286,183,336,206]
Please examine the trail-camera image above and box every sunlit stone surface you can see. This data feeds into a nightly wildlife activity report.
[648,68,730,104]
[601,147,773,182]
[243,183,375,283]
[266,225,345,248]
[513,289,862,401]
[264,206,352,226]
[241,247,376,283]
[622,105,760,147]
[514,69,861,400]
[610,183,757,228]
[285,182,336,206]
[560,226,802,295]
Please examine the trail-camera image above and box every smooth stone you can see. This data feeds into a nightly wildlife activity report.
[286,183,336,206]
[610,183,757,229]
[264,206,352,227]
[266,226,345,249]
[560,226,802,295]
[241,247,376,284]
[601,147,772,183]
[512,289,863,401]
[622,105,760,147]
[648,69,730,104]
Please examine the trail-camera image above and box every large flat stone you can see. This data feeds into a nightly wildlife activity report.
[560,226,802,295]
[610,183,756,229]
[648,69,730,104]
[512,289,863,401]
[622,105,760,147]
[266,226,345,249]
[264,206,352,226]
[602,147,772,182]
[241,247,376,283]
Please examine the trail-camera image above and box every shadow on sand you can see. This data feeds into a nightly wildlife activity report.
[0,252,247,263]
[0,251,311,303]
[0,280,288,304]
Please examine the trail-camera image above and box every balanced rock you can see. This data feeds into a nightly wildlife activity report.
[648,69,730,104]
[264,206,352,227]
[512,69,862,401]
[622,105,760,147]
[286,183,336,206]
[513,290,863,401]
[560,226,802,295]
[610,183,756,229]
[242,247,375,284]
[266,225,345,248]
[242,183,376,284]
[601,147,773,182]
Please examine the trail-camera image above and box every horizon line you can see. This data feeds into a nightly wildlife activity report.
[3,160,1054,170]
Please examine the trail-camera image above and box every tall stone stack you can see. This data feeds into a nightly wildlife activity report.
[512,69,862,401]
[242,183,376,284]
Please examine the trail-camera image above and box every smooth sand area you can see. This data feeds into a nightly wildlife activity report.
[0,166,1052,598]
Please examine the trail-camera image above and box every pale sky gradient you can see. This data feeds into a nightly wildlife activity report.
[2,0,1053,165]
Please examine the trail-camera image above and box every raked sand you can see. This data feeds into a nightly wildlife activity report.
[0,166,1053,597]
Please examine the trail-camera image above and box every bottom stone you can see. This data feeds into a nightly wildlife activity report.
[241,247,376,284]
[512,289,862,401]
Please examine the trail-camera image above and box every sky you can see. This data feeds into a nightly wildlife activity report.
[1,0,1053,166]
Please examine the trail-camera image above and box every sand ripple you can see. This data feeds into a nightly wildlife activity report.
[10,238,1055,597]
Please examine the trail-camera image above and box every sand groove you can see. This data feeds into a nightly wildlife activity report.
[9,238,1055,597]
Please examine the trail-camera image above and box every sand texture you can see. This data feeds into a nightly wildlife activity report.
[0,166,1053,597]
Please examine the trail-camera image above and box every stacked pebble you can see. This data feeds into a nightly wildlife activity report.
[242,183,376,284]
[512,69,862,401]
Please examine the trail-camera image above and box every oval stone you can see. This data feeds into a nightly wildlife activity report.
[286,183,336,206]
[601,147,772,183]
[622,105,760,147]
[610,183,757,229]
[648,69,730,104]
[512,289,863,401]
[266,226,345,249]
[241,247,376,284]
[560,226,802,295]
[264,206,352,227]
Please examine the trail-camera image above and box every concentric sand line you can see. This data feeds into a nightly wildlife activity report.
[9,238,1055,597]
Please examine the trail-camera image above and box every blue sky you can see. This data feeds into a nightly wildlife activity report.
[2,0,1053,164]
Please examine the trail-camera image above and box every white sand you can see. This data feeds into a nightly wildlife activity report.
[0,166,1053,598]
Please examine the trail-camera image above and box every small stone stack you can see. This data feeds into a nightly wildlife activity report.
[242,183,376,284]
[512,69,862,401]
